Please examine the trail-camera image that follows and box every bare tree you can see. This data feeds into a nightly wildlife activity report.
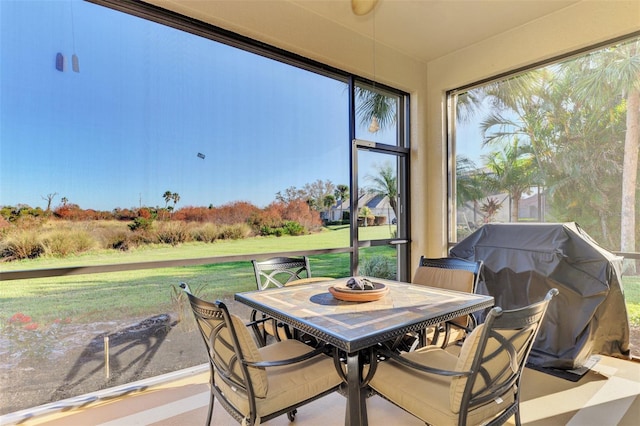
[41,192,58,212]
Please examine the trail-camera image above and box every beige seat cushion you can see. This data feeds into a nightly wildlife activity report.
[412,266,475,328]
[370,342,514,426]
[451,325,525,411]
[412,266,475,293]
[216,339,342,419]
[263,319,290,341]
[213,315,268,397]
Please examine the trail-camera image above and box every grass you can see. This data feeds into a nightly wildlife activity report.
[624,275,640,325]
[1,224,638,327]
[0,225,396,325]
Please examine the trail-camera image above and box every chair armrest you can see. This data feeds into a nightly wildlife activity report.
[446,321,472,334]
[245,315,269,328]
[376,346,470,377]
[245,344,332,368]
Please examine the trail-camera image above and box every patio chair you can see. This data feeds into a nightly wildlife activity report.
[251,256,330,345]
[252,256,313,290]
[370,288,558,426]
[180,283,342,426]
[409,256,484,349]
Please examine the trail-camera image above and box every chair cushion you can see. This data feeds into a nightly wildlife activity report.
[263,319,290,341]
[229,314,269,397]
[412,266,475,328]
[450,324,517,414]
[370,344,514,426]
[412,266,475,292]
[216,339,341,419]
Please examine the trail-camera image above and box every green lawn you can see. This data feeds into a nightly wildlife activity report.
[1,225,638,327]
[0,226,396,325]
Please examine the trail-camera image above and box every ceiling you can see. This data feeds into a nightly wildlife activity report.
[148,0,581,64]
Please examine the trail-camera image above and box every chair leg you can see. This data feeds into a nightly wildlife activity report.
[514,408,522,426]
[287,409,297,421]
[206,391,215,426]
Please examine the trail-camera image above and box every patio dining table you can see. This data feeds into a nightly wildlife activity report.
[235,277,494,426]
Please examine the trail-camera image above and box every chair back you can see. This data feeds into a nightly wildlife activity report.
[451,288,558,424]
[181,284,268,402]
[417,256,483,289]
[413,257,483,327]
[252,256,311,290]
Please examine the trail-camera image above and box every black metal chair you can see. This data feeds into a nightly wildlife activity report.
[251,256,330,345]
[180,283,342,426]
[252,256,312,290]
[370,288,558,426]
[410,256,484,349]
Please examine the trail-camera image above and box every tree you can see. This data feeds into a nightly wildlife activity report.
[355,87,396,133]
[275,186,306,204]
[482,139,536,222]
[480,198,503,223]
[163,191,172,208]
[323,194,336,221]
[366,162,397,218]
[334,184,349,222]
[359,206,373,226]
[477,65,625,245]
[171,192,180,209]
[456,156,486,227]
[565,38,639,271]
[41,192,58,212]
[303,180,336,212]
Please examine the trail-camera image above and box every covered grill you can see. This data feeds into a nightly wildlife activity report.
[451,222,630,369]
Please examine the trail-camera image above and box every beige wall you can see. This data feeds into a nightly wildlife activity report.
[418,1,640,264]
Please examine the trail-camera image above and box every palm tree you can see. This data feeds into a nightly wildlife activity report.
[456,156,486,226]
[171,192,180,209]
[480,197,502,223]
[162,190,173,220]
[334,184,349,222]
[366,162,397,219]
[355,86,396,133]
[565,38,639,270]
[163,191,172,208]
[482,139,536,222]
[323,194,336,221]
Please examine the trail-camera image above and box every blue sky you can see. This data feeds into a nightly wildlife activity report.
[1,0,398,211]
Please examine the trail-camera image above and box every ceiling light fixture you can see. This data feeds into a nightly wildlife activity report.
[351,0,379,16]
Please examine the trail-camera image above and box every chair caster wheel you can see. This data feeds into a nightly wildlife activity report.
[287,409,297,421]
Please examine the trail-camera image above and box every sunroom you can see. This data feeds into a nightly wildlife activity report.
[1,1,639,425]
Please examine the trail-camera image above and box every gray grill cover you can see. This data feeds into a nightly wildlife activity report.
[451,222,630,369]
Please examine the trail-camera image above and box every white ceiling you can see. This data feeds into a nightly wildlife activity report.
[148,0,581,64]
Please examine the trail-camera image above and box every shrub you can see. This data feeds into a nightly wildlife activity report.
[374,216,387,226]
[191,223,219,243]
[210,201,261,225]
[0,230,44,260]
[219,223,251,240]
[41,229,95,257]
[156,221,190,245]
[101,230,133,250]
[359,255,397,280]
[283,221,306,236]
[128,217,153,232]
